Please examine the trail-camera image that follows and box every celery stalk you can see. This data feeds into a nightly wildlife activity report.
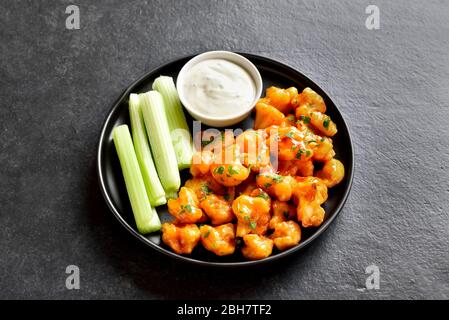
[129,93,166,206]
[152,76,193,169]
[140,91,181,199]
[112,125,161,233]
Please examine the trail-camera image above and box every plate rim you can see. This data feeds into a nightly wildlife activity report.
[97,52,355,267]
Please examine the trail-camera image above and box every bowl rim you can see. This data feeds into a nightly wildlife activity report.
[97,52,355,267]
[176,50,263,124]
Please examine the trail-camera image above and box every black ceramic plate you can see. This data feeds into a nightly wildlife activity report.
[97,53,354,267]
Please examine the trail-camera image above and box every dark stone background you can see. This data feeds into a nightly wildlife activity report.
[1,0,448,299]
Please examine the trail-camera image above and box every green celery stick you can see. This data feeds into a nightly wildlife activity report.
[113,124,161,233]
[140,91,181,199]
[152,76,193,169]
[129,93,166,206]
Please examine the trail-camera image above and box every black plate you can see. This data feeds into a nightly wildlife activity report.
[97,53,354,267]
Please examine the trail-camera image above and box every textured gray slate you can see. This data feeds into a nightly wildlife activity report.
[0,0,448,299]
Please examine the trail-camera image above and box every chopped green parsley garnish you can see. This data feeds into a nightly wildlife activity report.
[300,115,311,124]
[285,131,295,139]
[201,185,212,195]
[257,193,269,200]
[214,166,225,174]
[201,137,214,147]
[228,165,239,175]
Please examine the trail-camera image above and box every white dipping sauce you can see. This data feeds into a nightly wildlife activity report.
[182,59,256,117]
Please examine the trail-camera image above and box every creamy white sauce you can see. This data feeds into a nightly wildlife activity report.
[182,59,256,117]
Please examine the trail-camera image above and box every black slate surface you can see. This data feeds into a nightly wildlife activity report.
[1,0,448,299]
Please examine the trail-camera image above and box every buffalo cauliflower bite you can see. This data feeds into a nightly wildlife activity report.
[295,105,337,137]
[210,162,250,187]
[268,126,314,162]
[297,200,325,227]
[190,151,215,177]
[232,194,271,237]
[269,200,296,229]
[293,177,328,228]
[167,187,205,224]
[184,176,226,201]
[265,86,298,114]
[311,137,335,162]
[200,194,234,225]
[200,223,236,256]
[161,223,200,254]
[270,221,301,250]
[256,172,296,202]
[254,101,285,129]
[241,234,274,260]
[208,144,251,187]
[278,159,314,177]
[291,87,326,113]
[236,130,271,173]
[292,177,328,204]
[316,158,345,188]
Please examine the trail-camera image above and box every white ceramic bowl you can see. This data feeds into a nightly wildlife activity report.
[176,51,263,127]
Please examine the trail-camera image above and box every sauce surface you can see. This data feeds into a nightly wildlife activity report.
[182,59,256,117]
